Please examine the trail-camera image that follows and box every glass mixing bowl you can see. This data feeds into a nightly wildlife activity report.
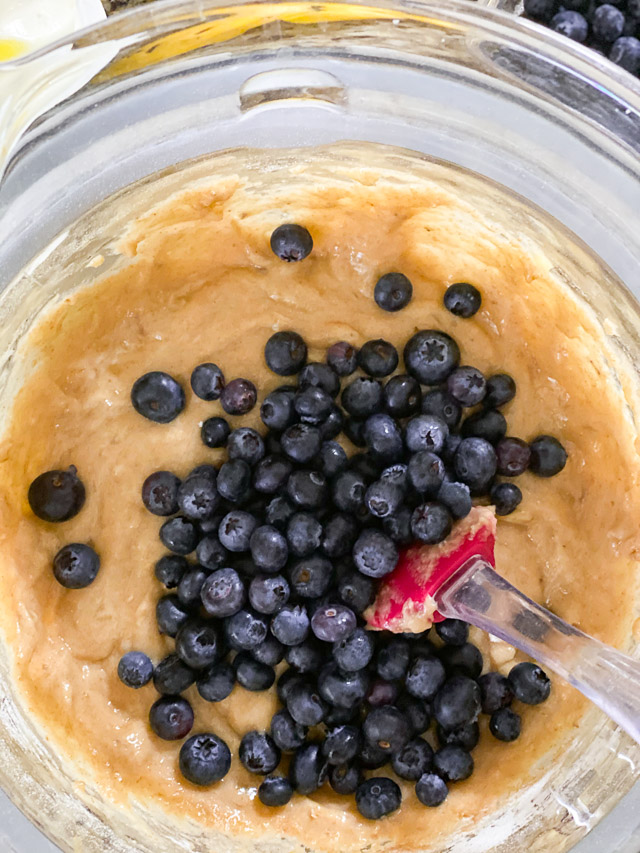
[0,1,639,851]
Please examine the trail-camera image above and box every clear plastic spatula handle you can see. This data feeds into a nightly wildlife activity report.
[436,557,640,746]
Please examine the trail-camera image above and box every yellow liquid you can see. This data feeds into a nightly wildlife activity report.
[0,38,26,61]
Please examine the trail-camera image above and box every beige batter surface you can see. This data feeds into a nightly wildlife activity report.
[0,153,639,852]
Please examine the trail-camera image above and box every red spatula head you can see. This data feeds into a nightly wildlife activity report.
[364,506,497,633]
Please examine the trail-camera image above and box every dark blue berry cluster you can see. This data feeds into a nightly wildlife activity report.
[31,223,558,817]
[523,0,640,77]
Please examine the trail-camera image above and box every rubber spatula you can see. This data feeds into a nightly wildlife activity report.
[365,506,640,745]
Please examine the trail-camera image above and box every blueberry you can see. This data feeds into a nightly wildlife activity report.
[332,470,367,513]
[440,643,483,679]
[374,272,413,312]
[411,502,452,545]
[454,437,497,494]
[201,416,230,448]
[523,0,556,21]
[177,567,209,607]
[366,678,400,708]
[322,724,361,765]
[593,3,625,41]
[318,663,370,708]
[197,662,236,702]
[131,371,185,423]
[317,441,348,480]
[496,437,531,476]
[52,543,100,589]
[330,762,362,794]
[489,707,521,742]
[260,391,295,432]
[416,772,449,807]
[190,363,225,401]
[383,507,413,545]
[432,676,481,730]
[447,366,486,407]
[285,639,323,673]
[258,776,294,807]
[435,619,469,647]
[376,639,410,681]
[391,737,434,781]
[405,656,446,700]
[404,330,460,385]
[290,555,334,598]
[353,529,398,578]
[118,651,153,688]
[421,389,462,430]
[443,282,481,318]
[363,413,403,462]
[251,457,291,497]
[436,721,480,751]
[358,339,399,378]
[436,481,471,520]
[290,743,329,794]
[365,480,403,519]
[249,525,288,573]
[199,568,243,618]
[251,634,285,666]
[298,362,341,398]
[286,470,328,509]
[549,8,589,39]
[28,466,86,522]
[326,341,359,376]
[271,604,310,645]
[406,415,449,455]
[397,693,431,736]
[179,733,231,786]
[156,595,190,637]
[224,609,268,651]
[239,731,281,775]
[265,496,295,530]
[216,459,251,503]
[225,429,264,468]
[218,510,257,552]
[359,741,390,769]
[311,604,357,643]
[175,619,220,670]
[177,475,219,522]
[333,628,375,672]
[281,424,322,465]
[287,680,328,725]
[149,696,194,740]
[220,378,257,416]
[382,374,421,418]
[322,513,359,558]
[276,669,305,705]
[271,709,308,752]
[490,482,522,516]
[434,745,474,781]
[342,377,383,418]
[193,538,224,573]
[248,574,290,614]
[508,662,551,704]
[461,408,507,445]
[264,331,308,375]
[529,435,567,477]
[325,704,360,726]
[408,452,446,496]
[338,571,375,614]
[154,555,187,589]
[381,462,409,490]
[141,471,180,516]
[234,652,276,691]
[363,706,411,755]
[442,433,462,465]
[270,224,313,261]
[350,451,383,480]
[294,386,333,424]
[478,672,514,713]
[356,777,401,820]
[484,373,516,408]
[610,36,640,73]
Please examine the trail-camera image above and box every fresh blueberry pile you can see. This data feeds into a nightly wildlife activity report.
[27,222,562,819]
[523,0,640,76]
